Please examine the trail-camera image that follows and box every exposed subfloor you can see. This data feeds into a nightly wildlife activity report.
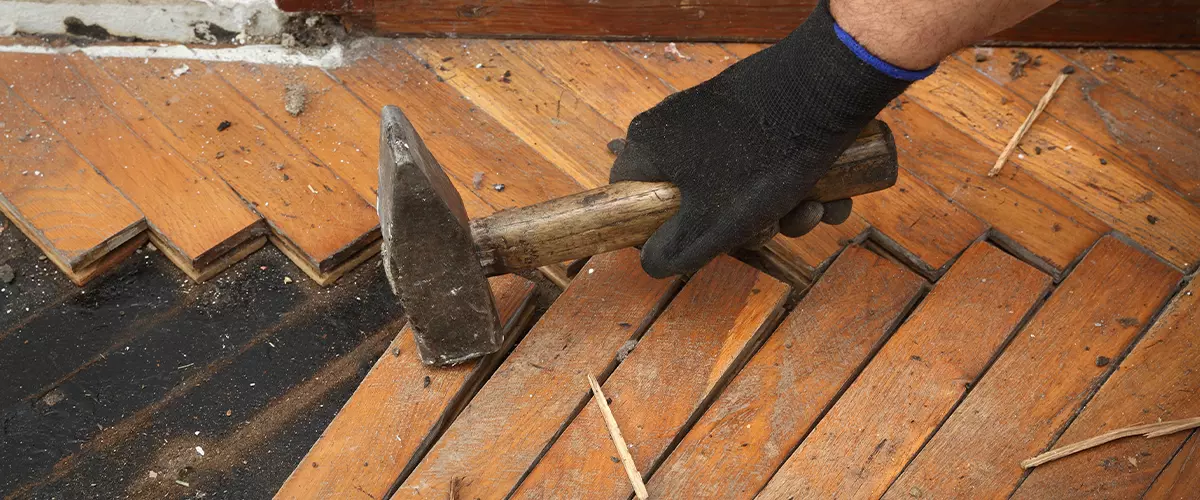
[0,39,1198,498]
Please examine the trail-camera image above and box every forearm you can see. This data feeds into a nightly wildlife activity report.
[831,0,1059,69]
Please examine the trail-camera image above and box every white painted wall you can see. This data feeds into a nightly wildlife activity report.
[0,0,287,42]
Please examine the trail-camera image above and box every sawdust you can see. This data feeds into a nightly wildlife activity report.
[1009,51,1042,80]
[284,83,308,117]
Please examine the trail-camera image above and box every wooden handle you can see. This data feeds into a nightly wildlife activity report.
[471,120,898,276]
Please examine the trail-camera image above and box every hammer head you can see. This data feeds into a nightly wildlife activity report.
[378,105,502,366]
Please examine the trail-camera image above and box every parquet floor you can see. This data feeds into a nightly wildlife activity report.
[0,39,1198,498]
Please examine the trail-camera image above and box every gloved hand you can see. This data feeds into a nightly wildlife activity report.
[611,0,933,278]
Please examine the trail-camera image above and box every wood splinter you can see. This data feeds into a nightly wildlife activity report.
[988,70,1070,177]
[1021,416,1200,468]
[587,374,649,499]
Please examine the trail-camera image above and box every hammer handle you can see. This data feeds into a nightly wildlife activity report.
[471,120,898,276]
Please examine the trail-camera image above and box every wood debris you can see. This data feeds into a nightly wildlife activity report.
[1021,416,1200,468]
[587,374,648,499]
[987,69,1071,177]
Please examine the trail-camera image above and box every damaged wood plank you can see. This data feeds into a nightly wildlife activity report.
[886,236,1180,499]
[394,249,682,498]
[905,58,1200,273]
[758,240,1051,499]
[0,83,146,285]
[511,256,790,499]
[1009,275,1196,498]
[76,55,380,284]
[275,275,537,500]
[0,53,266,282]
[645,245,925,499]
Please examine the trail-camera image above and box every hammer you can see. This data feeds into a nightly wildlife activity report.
[378,105,899,366]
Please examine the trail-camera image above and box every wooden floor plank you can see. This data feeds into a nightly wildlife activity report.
[394,249,682,498]
[757,240,1052,499]
[275,275,537,500]
[1009,276,1196,499]
[511,256,790,499]
[905,58,1200,272]
[332,44,585,213]
[965,48,1200,203]
[879,102,1108,277]
[1063,49,1200,133]
[886,236,1180,499]
[210,62,384,209]
[646,245,925,499]
[0,53,266,281]
[1166,50,1200,71]
[1145,432,1200,500]
[0,85,146,284]
[853,168,988,278]
[78,56,380,283]
[402,38,621,189]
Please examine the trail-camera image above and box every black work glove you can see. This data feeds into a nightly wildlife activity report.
[611,0,929,278]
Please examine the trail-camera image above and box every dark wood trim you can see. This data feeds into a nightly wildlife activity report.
[279,0,1199,46]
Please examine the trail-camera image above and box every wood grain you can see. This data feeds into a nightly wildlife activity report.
[289,0,1200,45]
[757,240,1052,499]
[511,256,790,499]
[0,84,146,284]
[879,100,1109,277]
[966,48,1200,203]
[886,236,1180,499]
[905,58,1200,272]
[81,57,380,282]
[394,249,681,498]
[1008,275,1196,499]
[210,62,384,210]
[0,53,265,280]
[274,275,537,500]
[1145,432,1200,500]
[402,38,622,189]
[646,245,925,499]
[853,168,987,278]
[333,44,586,215]
[1064,49,1200,133]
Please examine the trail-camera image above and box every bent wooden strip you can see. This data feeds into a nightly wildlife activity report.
[83,56,379,283]
[1008,275,1196,498]
[0,53,265,281]
[394,249,682,498]
[646,245,925,499]
[757,240,1052,499]
[0,85,146,284]
[512,256,790,499]
[275,275,537,500]
[1145,432,1200,500]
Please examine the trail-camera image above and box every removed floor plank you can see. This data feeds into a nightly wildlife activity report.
[0,84,146,284]
[646,245,925,499]
[511,256,790,499]
[886,236,1180,499]
[757,240,1052,499]
[394,249,681,498]
[0,53,266,281]
[81,56,380,284]
[274,275,537,500]
[1009,275,1195,499]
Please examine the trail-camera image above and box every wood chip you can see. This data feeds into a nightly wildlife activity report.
[1021,416,1200,468]
[987,71,1070,177]
[587,374,648,499]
